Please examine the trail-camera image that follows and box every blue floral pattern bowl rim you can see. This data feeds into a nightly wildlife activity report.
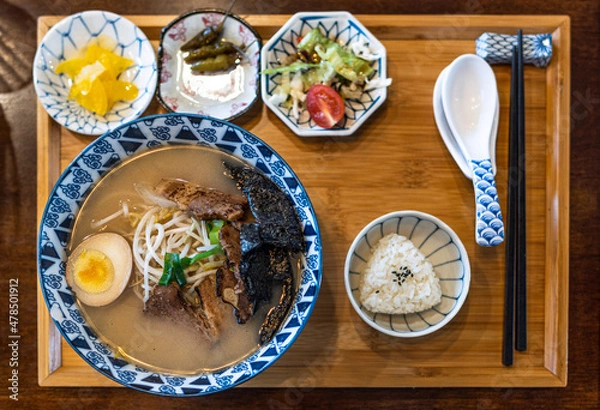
[37,113,322,395]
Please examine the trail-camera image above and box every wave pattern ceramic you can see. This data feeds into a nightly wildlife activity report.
[476,32,552,67]
[33,11,157,135]
[261,11,387,137]
[344,211,470,338]
[37,114,322,396]
[471,159,504,246]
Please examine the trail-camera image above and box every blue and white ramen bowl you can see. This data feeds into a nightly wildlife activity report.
[37,114,322,396]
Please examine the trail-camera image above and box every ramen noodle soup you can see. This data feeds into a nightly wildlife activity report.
[70,146,295,373]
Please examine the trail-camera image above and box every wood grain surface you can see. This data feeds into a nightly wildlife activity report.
[1,1,598,409]
[36,14,569,390]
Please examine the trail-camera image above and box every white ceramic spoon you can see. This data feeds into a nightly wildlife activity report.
[433,66,499,179]
[442,54,504,247]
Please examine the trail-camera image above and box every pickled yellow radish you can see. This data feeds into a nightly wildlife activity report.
[55,44,138,115]
[104,80,138,108]
[74,61,106,89]
[55,57,87,80]
[85,45,133,78]
[75,78,109,115]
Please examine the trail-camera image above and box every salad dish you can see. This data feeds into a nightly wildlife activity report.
[261,12,389,136]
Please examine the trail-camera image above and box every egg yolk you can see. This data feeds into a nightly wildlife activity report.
[73,250,115,294]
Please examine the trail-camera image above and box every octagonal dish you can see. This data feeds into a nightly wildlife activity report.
[261,11,388,137]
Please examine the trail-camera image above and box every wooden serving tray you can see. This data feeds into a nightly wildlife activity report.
[37,14,570,388]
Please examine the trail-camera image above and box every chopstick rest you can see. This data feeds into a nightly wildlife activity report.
[476,32,552,68]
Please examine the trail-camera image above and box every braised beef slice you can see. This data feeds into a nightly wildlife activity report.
[216,268,253,324]
[225,164,304,251]
[220,224,242,271]
[259,274,294,345]
[195,275,222,337]
[144,282,219,341]
[217,224,253,323]
[155,179,248,221]
[216,268,244,318]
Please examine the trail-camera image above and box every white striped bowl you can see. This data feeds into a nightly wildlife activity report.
[344,210,470,337]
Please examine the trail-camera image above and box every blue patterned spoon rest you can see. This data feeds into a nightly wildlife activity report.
[441,54,504,247]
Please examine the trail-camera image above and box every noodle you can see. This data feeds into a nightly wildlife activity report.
[126,205,225,306]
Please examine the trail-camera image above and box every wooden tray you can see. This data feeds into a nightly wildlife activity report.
[37,14,570,388]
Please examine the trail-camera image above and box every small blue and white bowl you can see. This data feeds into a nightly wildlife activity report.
[344,211,470,337]
[33,11,157,136]
[261,11,387,137]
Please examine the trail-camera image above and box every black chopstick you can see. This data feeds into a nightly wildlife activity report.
[502,45,519,366]
[515,30,528,352]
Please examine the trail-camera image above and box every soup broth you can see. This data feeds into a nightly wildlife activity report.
[70,146,285,374]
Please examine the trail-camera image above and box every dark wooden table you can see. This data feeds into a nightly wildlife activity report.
[1,0,598,408]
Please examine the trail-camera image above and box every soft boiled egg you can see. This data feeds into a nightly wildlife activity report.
[66,232,132,307]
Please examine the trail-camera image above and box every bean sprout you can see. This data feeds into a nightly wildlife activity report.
[91,208,124,229]
[187,269,219,283]
[90,201,132,229]
[130,206,224,305]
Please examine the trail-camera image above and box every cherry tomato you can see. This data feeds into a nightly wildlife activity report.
[306,84,345,128]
